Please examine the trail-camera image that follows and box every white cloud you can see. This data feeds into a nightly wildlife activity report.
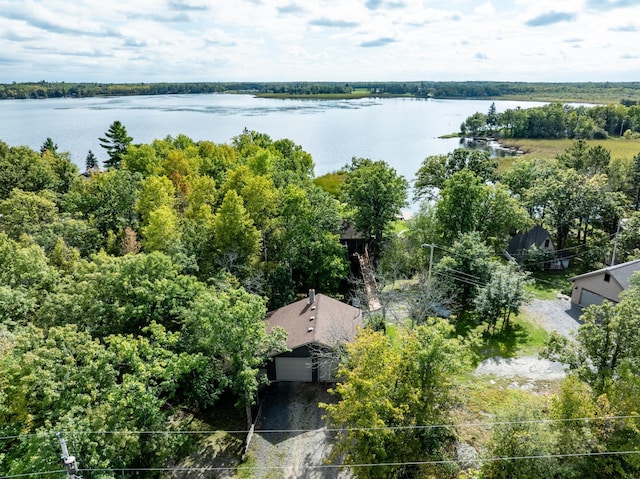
[474,2,496,16]
[0,0,639,82]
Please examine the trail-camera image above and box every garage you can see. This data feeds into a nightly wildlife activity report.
[275,357,312,382]
[318,358,339,382]
[579,289,604,307]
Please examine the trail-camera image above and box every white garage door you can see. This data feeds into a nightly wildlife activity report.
[579,289,604,307]
[275,357,312,382]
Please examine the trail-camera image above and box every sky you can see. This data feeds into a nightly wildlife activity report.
[1,0,639,83]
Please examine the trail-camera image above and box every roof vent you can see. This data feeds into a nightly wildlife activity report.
[309,316,315,321]
[310,305,316,311]
[308,327,314,332]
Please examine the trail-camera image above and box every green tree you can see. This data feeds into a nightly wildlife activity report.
[212,189,261,274]
[39,251,203,336]
[181,287,287,417]
[341,158,408,261]
[0,143,58,199]
[272,184,347,293]
[525,166,582,250]
[0,323,199,478]
[39,137,58,155]
[322,320,472,479]
[436,169,483,244]
[136,175,176,225]
[65,168,141,237]
[99,120,133,169]
[476,182,533,251]
[85,149,98,171]
[140,205,182,254]
[414,148,497,201]
[631,152,640,210]
[0,189,59,239]
[474,263,532,331]
[0,233,58,328]
[121,143,163,176]
[434,232,494,312]
[482,394,557,479]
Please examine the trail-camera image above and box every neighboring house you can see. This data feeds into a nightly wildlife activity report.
[507,225,567,270]
[265,290,363,382]
[339,222,366,261]
[570,259,640,307]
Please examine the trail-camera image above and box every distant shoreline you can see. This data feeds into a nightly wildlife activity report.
[2,81,639,104]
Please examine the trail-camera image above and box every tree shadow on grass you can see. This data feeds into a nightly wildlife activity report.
[476,323,530,359]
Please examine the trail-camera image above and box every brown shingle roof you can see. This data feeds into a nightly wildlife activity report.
[266,293,363,352]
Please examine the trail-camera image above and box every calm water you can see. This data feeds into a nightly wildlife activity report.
[0,94,544,187]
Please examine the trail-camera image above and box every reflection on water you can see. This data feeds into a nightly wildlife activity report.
[57,96,382,117]
[460,137,524,158]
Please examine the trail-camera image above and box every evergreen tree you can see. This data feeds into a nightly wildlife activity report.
[85,149,98,171]
[39,137,58,155]
[99,120,133,169]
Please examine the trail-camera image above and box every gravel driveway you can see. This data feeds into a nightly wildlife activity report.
[245,382,350,479]
[474,298,584,382]
[524,297,583,339]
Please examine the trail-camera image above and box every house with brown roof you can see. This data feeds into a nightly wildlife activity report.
[570,259,640,307]
[265,290,363,382]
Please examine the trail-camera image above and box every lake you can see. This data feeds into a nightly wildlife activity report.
[0,94,544,189]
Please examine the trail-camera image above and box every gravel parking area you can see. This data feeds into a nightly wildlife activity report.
[523,297,583,340]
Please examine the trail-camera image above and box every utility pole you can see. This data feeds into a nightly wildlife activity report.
[421,243,435,287]
[56,432,82,479]
[612,218,623,266]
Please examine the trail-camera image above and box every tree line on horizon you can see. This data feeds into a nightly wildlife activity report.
[2,80,640,102]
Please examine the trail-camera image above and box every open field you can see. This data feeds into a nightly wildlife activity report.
[501,137,640,161]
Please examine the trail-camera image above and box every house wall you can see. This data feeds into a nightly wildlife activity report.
[571,273,624,305]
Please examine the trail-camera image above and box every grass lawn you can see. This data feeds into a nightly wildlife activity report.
[465,310,550,360]
[500,137,640,161]
[526,268,578,299]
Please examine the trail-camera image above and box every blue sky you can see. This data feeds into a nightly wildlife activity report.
[1,0,639,83]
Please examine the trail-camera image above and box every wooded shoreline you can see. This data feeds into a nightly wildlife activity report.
[2,80,640,104]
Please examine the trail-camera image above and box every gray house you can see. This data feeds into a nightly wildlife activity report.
[265,290,363,382]
[507,225,566,270]
[570,259,640,307]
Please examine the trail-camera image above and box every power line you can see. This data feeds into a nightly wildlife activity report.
[3,414,639,441]
[5,449,640,478]
[5,445,640,478]
[69,450,640,473]
[0,471,66,479]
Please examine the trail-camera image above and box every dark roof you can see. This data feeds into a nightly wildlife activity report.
[266,293,363,352]
[340,223,365,241]
[570,259,640,290]
[507,225,553,256]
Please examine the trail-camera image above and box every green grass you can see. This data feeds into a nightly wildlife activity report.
[463,311,549,360]
[313,172,345,198]
[500,137,640,161]
[526,268,580,300]
[476,316,549,359]
[236,455,256,479]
